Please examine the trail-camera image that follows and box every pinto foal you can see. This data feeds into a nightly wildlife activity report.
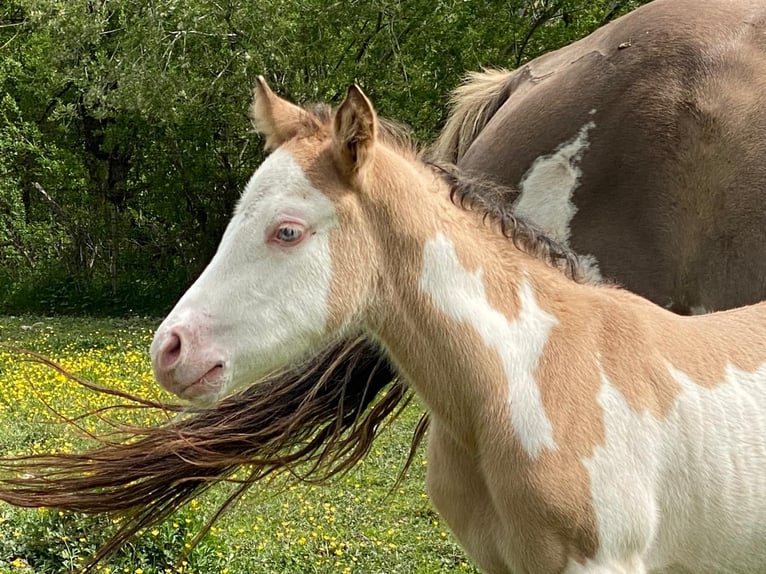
[150,80,766,573]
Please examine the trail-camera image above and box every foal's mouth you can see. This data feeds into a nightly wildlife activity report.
[176,362,226,401]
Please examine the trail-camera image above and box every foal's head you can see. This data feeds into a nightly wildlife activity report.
[151,79,401,402]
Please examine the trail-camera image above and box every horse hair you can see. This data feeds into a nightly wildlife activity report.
[0,338,427,568]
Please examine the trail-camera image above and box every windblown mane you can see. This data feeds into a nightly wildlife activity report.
[0,339,414,568]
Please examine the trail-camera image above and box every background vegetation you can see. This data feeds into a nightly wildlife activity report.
[0,0,650,315]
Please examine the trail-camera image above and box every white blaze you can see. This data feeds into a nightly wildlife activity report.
[157,149,338,396]
[419,232,558,458]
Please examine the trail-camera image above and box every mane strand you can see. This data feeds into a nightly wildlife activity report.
[0,337,414,569]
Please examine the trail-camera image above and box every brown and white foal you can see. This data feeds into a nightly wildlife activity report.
[150,80,766,573]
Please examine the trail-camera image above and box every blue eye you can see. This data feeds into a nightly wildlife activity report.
[276,225,303,243]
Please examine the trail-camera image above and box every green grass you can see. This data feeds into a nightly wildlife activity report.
[0,316,478,573]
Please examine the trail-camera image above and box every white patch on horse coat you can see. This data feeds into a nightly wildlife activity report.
[581,360,766,572]
[419,232,558,458]
[514,119,596,246]
[157,149,338,396]
[689,305,709,315]
[578,254,604,283]
[581,369,659,571]
[655,363,766,572]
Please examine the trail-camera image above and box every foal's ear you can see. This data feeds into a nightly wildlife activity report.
[250,76,305,151]
[333,84,377,173]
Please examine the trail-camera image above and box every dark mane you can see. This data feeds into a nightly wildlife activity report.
[307,101,582,281]
[428,162,584,281]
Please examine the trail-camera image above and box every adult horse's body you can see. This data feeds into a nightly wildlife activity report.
[435,0,766,314]
[150,79,766,573]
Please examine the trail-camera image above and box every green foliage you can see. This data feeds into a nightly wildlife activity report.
[0,504,231,573]
[0,0,651,315]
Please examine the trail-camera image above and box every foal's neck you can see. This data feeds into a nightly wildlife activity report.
[366,164,582,448]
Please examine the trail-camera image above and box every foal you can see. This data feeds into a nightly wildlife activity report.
[150,80,766,573]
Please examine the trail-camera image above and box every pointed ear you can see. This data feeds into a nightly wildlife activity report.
[250,76,305,151]
[333,84,377,173]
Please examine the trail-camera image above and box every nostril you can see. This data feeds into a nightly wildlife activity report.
[160,332,183,370]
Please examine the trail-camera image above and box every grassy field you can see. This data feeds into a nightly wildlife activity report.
[0,317,478,574]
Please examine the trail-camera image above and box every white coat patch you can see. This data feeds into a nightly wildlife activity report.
[581,369,660,571]
[656,363,766,572]
[419,232,558,458]
[514,119,596,246]
[581,360,766,572]
[578,254,604,284]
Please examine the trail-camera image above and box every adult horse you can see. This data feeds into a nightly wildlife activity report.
[434,0,766,314]
[152,79,766,573]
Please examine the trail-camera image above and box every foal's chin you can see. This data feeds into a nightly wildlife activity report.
[163,368,229,406]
